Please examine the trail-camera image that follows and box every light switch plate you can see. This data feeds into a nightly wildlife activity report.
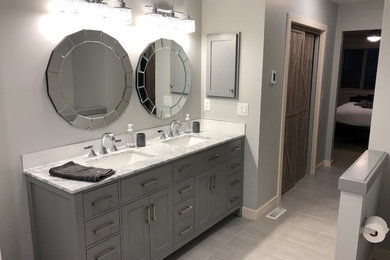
[237,103,248,116]
[204,98,211,111]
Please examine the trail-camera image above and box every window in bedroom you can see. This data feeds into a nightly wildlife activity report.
[340,30,381,90]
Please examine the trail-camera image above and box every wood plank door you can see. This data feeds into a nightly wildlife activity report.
[282,29,315,193]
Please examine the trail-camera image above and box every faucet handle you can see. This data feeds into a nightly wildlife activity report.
[84,145,97,158]
[158,130,166,139]
[110,139,121,152]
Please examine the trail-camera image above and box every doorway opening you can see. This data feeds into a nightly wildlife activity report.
[332,30,381,168]
[277,14,328,200]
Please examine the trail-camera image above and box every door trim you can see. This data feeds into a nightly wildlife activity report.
[277,13,328,203]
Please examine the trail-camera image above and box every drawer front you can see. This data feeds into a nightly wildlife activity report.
[228,139,243,158]
[174,222,194,244]
[86,234,121,260]
[173,178,194,205]
[194,145,228,171]
[85,209,120,247]
[173,156,194,181]
[227,156,242,176]
[174,198,194,225]
[83,184,119,219]
[227,172,242,209]
[121,164,172,203]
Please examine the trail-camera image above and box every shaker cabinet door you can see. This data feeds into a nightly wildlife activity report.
[121,197,150,260]
[149,187,173,259]
[194,172,214,231]
[212,168,228,218]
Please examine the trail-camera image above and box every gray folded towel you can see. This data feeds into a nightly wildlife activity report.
[49,161,115,182]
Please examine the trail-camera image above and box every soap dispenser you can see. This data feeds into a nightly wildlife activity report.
[184,114,192,133]
[126,124,136,148]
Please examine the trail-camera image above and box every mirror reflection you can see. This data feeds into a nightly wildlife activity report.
[136,38,191,119]
[47,30,133,130]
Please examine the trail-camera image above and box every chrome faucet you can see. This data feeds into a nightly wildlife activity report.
[169,120,182,137]
[100,132,116,155]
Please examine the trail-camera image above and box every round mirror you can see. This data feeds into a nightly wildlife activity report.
[46,29,133,130]
[136,38,191,119]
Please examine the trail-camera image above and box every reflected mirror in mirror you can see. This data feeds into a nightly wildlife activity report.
[136,38,191,119]
[47,30,133,130]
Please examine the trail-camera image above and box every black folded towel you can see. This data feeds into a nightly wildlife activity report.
[49,161,115,182]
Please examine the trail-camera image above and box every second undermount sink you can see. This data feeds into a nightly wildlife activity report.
[86,150,154,169]
[163,135,208,148]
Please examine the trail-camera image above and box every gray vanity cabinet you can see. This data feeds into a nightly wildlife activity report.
[121,187,172,260]
[26,137,244,260]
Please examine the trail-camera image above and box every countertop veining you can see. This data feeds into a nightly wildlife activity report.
[23,120,245,194]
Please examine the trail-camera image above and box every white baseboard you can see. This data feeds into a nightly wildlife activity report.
[242,196,278,221]
[316,160,333,169]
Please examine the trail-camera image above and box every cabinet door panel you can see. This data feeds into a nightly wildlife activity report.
[194,172,213,231]
[121,197,150,260]
[212,167,228,218]
[149,187,173,259]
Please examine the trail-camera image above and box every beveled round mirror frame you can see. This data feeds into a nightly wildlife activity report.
[135,38,191,119]
[46,29,133,130]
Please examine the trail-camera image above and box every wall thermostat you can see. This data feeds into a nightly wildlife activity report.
[270,70,277,85]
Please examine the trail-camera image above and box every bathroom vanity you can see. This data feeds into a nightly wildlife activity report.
[24,121,245,260]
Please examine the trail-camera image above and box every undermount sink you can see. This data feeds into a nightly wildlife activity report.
[163,135,208,148]
[86,150,154,169]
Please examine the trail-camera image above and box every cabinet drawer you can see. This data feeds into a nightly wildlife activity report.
[194,145,228,171]
[227,156,242,176]
[85,209,120,247]
[86,234,121,260]
[174,222,194,245]
[173,178,194,205]
[228,139,243,158]
[173,156,194,181]
[83,184,119,220]
[227,172,242,209]
[174,198,194,225]
[121,164,172,203]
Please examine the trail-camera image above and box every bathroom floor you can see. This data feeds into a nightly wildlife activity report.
[166,150,358,260]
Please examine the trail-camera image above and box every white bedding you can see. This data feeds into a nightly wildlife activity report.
[336,102,372,127]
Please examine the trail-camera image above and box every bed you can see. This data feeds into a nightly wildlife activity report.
[335,98,373,146]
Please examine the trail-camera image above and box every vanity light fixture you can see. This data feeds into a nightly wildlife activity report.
[143,4,195,33]
[47,0,132,24]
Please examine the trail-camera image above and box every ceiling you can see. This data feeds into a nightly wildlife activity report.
[330,0,373,4]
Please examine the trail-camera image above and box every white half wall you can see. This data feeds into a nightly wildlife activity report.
[369,0,390,251]
[325,0,384,161]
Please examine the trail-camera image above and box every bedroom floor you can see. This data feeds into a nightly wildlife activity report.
[165,150,359,260]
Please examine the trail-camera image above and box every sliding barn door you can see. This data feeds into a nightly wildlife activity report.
[282,29,315,193]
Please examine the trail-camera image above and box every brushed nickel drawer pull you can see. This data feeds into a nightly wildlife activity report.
[95,247,116,260]
[151,203,156,222]
[93,222,115,234]
[209,176,213,190]
[91,195,114,206]
[142,178,158,188]
[179,226,193,236]
[230,180,240,186]
[208,154,220,161]
[230,196,240,204]
[179,186,193,194]
[178,164,191,172]
[179,205,193,215]
[231,146,241,152]
[213,175,216,190]
[230,163,241,169]
[146,206,151,224]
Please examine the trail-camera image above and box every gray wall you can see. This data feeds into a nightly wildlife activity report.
[0,0,202,259]
[325,0,384,161]
[201,0,266,210]
[258,0,337,206]
[369,0,390,250]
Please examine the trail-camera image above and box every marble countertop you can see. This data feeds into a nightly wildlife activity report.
[23,120,245,194]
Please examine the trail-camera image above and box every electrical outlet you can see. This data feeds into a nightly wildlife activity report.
[204,98,211,111]
[237,103,249,116]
